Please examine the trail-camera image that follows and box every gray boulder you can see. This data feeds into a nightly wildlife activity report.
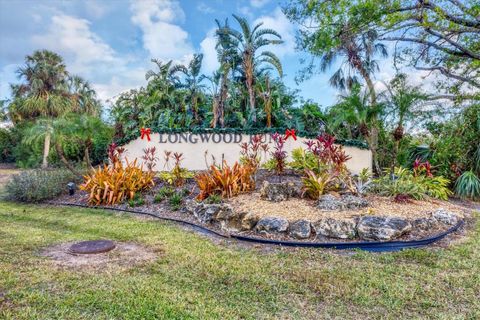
[317,194,369,211]
[342,194,369,209]
[316,194,341,210]
[314,218,357,239]
[255,216,289,233]
[184,199,201,214]
[240,212,260,231]
[289,219,312,239]
[193,203,232,224]
[357,216,412,241]
[260,181,297,202]
[412,217,437,230]
[432,208,458,225]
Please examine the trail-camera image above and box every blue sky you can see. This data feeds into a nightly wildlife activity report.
[0,0,395,109]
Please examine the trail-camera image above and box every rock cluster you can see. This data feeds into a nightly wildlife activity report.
[317,194,369,211]
[184,200,260,232]
[184,200,461,241]
[260,181,297,202]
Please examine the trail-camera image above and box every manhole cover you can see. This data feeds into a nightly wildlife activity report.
[69,240,116,254]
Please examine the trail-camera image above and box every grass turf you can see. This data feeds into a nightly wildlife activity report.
[0,202,478,319]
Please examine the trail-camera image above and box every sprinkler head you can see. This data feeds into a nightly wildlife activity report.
[67,182,76,196]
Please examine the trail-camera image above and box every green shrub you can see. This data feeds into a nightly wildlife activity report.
[454,171,480,200]
[153,186,175,203]
[0,128,16,163]
[4,169,81,202]
[128,194,145,207]
[289,148,319,172]
[169,192,183,211]
[373,167,452,200]
[204,194,222,204]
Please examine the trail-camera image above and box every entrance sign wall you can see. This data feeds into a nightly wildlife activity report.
[121,132,372,174]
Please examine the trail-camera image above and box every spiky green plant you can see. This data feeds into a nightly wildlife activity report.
[455,171,480,200]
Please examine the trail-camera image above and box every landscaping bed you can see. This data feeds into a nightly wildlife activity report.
[52,171,468,244]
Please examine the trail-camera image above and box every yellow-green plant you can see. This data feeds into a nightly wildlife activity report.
[373,167,452,201]
[80,159,155,205]
[301,169,334,199]
[159,152,194,186]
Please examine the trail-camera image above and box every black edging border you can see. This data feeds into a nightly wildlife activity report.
[50,202,465,252]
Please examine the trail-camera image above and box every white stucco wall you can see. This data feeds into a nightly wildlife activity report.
[121,132,372,174]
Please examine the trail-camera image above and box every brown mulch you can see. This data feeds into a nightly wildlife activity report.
[227,193,466,222]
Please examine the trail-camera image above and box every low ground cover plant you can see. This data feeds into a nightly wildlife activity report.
[153,186,176,203]
[128,194,145,207]
[4,169,81,202]
[169,192,183,210]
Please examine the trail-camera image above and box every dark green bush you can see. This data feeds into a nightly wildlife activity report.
[4,169,81,202]
[0,128,16,163]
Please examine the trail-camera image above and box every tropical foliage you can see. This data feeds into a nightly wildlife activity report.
[195,161,255,200]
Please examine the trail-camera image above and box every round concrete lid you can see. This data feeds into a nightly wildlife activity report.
[69,240,116,254]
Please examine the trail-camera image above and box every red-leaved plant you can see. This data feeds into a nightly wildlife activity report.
[239,134,269,172]
[413,158,433,177]
[107,143,125,164]
[141,147,158,172]
[271,133,288,180]
[304,134,351,172]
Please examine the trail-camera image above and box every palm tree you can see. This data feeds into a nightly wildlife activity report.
[257,76,273,127]
[178,54,206,122]
[217,15,283,123]
[329,84,383,172]
[320,27,387,174]
[68,75,101,116]
[9,50,72,168]
[321,28,387,105]
[383,74,428,169]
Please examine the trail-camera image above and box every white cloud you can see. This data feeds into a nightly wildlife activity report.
[200,29,219,74]
[32,14,120,75]
[254,8,296,58]
[31,14,145,103]
[130,0,193,63]
[197,2,215,14]
[250,0,271,8]
[84,0,109,19]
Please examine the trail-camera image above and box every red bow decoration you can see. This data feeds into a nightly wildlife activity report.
[140,127,151,141]
[284,128,297,141]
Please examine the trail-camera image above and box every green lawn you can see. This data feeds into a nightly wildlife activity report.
[0,202,478,319]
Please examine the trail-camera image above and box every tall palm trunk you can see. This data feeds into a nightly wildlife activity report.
[192,93,199,122]
[244,51,256,123]
[84,138,93,170]
[55,142,81,176]
[350,49,381,174]
[41,130,51,169]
